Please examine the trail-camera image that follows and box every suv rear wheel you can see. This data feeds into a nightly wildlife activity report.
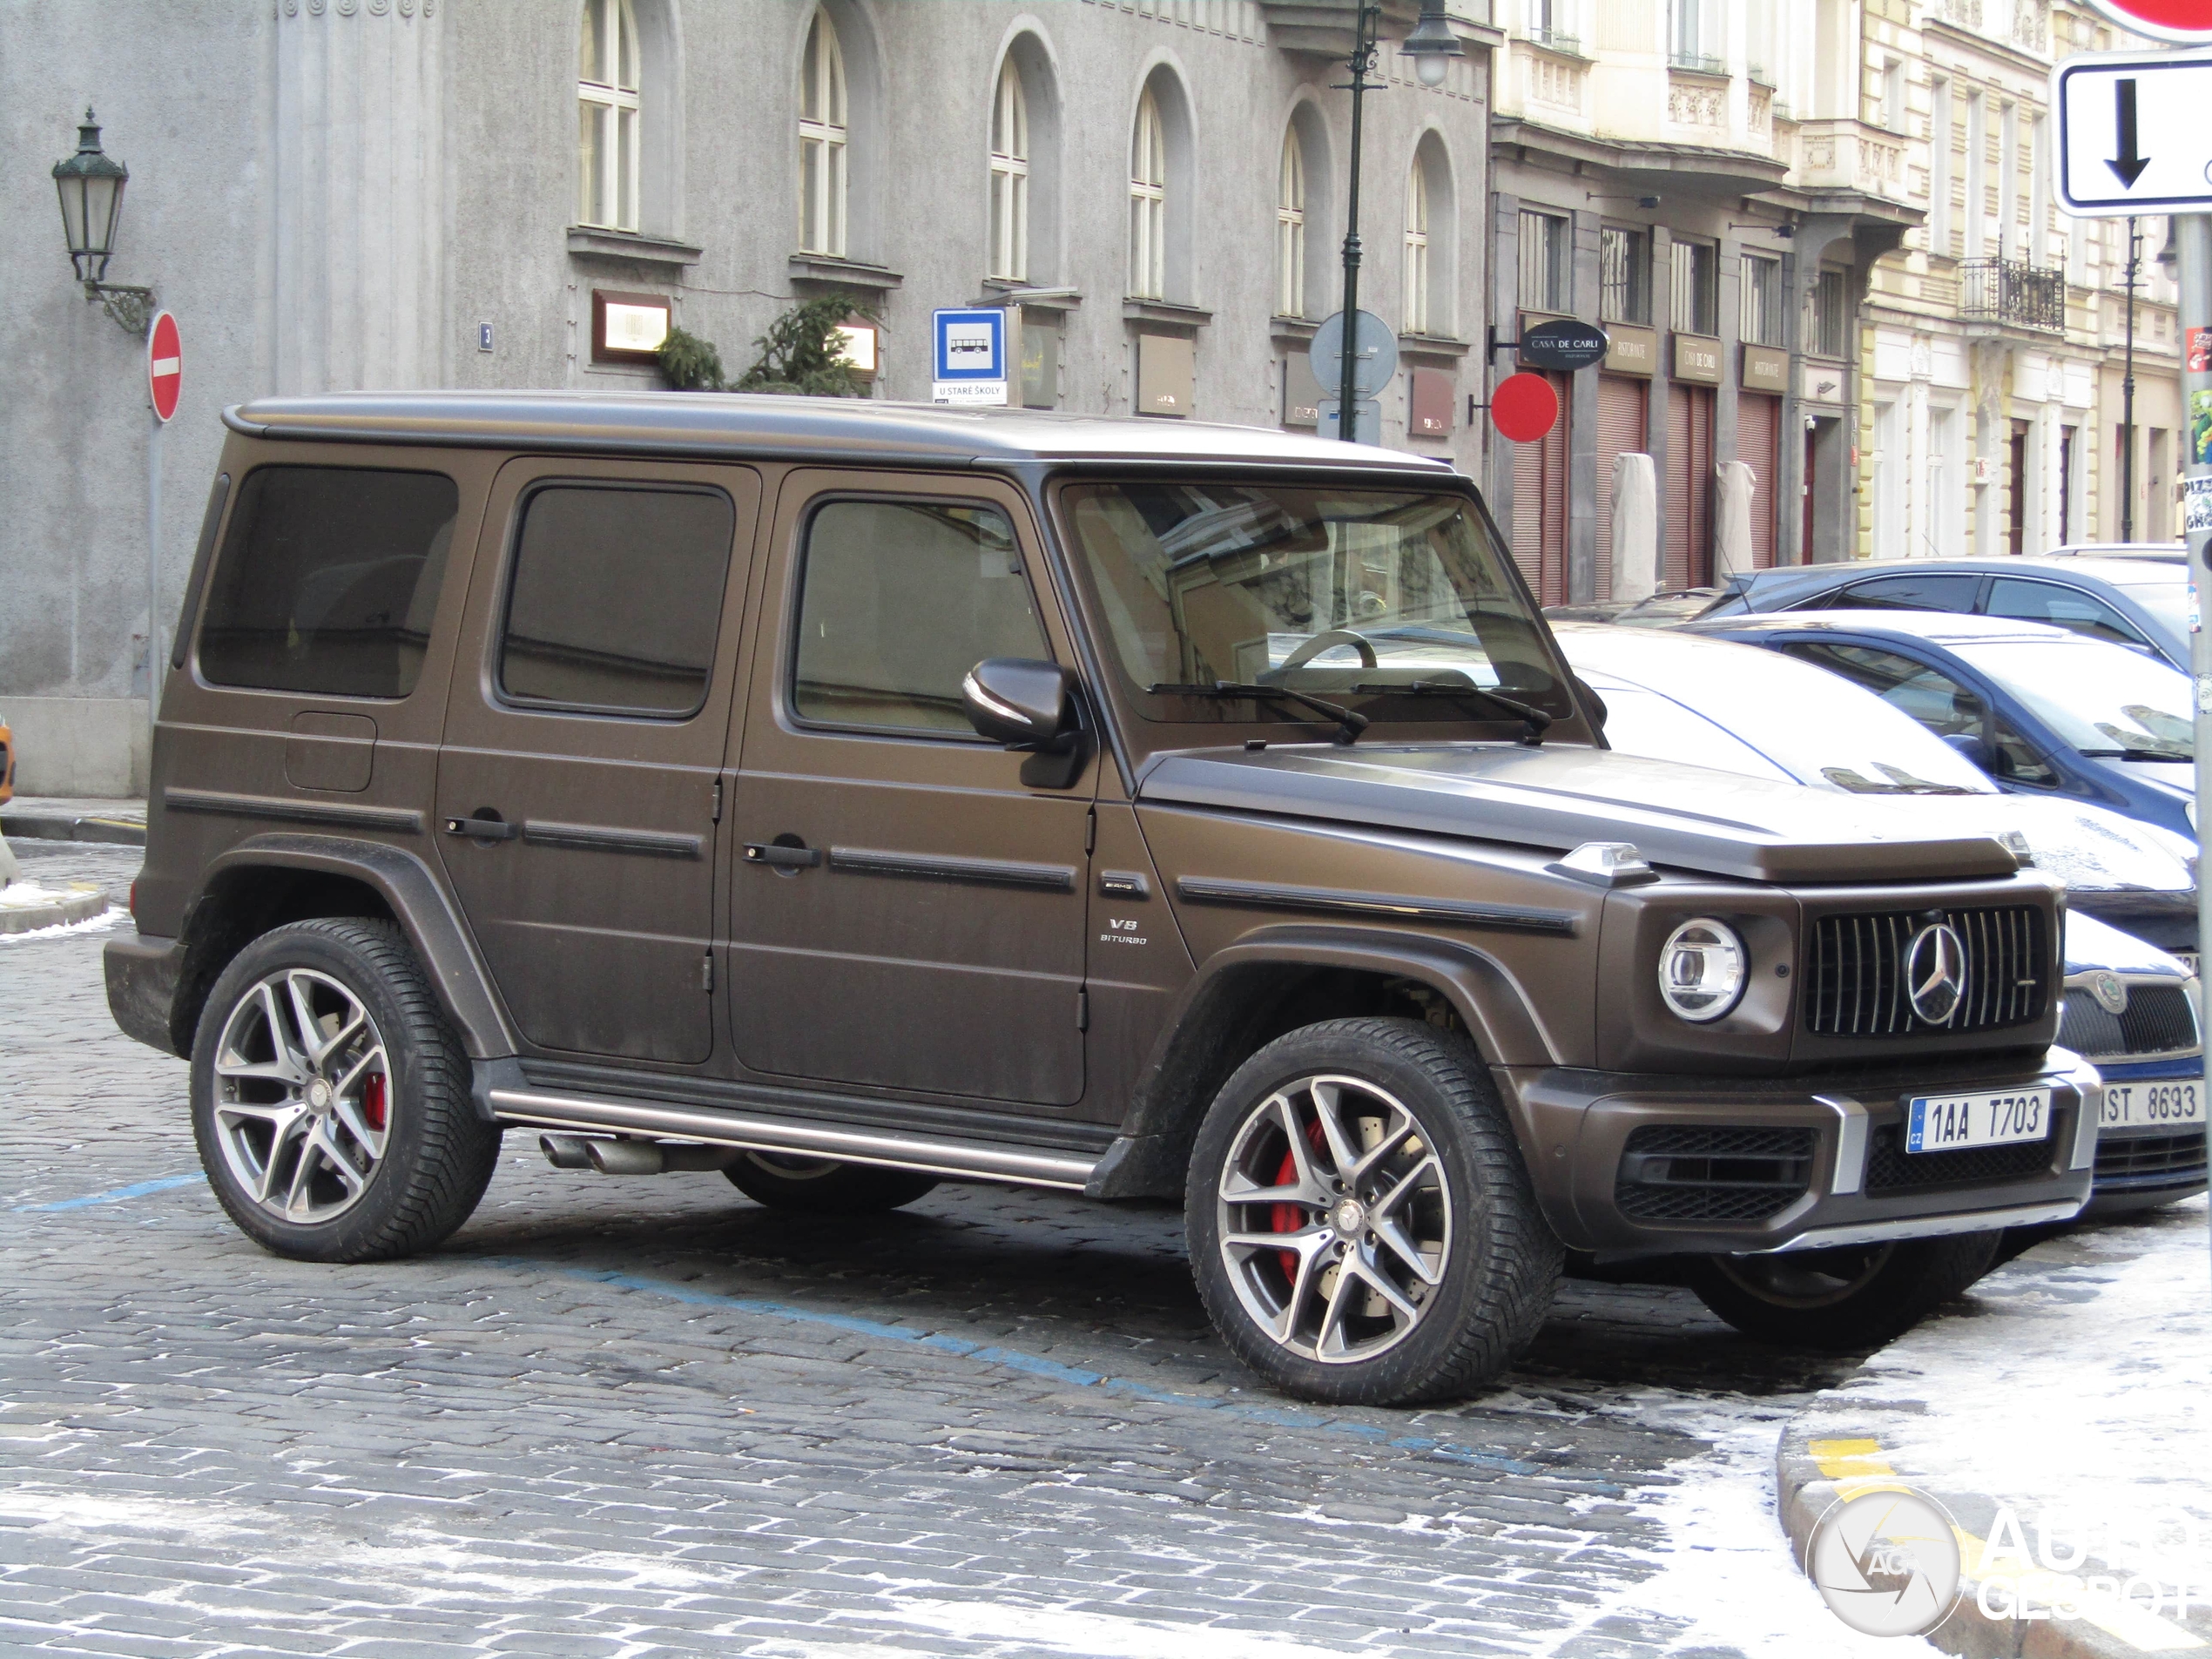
[191,919,501,1263]
[1185,1017,1561,1406]
[1683,1232,2002,1351]
[725,1152,941,1213]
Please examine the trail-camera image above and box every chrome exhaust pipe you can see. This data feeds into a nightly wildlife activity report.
[581,1138,739,1175]
[539,1133,597,1170]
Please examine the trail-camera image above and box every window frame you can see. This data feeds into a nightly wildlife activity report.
[1809,266,1849,359]
[577,0,642,233]
[1277,128,1306,320]
[1740,251,1784,346]
[1669,238,1717,336]
[1129,88,1168,300]
[799,8,849,256]
[783,491,1056,745]
[494,478,737,724]
[1600,225,1650,326]
[1518,208,1569,314]
[1404,154,1432,334]
[988,57,1030,282]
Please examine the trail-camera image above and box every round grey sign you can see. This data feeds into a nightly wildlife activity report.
[1806,1486,1963,1638]
[1310,309,1399,401]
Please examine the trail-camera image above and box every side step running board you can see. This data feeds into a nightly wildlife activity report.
[487,1085,1100,1192]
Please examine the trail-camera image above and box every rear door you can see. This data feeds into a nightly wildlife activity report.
[725,470,1093,1108]
[435,458,759,1065]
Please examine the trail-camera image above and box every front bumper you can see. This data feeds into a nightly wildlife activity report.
[1502,1049,2099,1259]
[2084,1053,2209,1216]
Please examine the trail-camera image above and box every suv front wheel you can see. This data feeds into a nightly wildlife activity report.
[1185,1017,1561,1406]
[191,919,501,1263]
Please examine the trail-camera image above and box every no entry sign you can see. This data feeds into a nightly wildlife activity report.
[146,310,181,423]
[2081,0,2212,43]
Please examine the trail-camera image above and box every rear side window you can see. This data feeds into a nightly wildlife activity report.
[198,466,459,698]
[499,485,735,718]
[1815,573,1981,613]
[791,499,1048,734]
[1780,642,1986,738]
[1986,577,2148,649]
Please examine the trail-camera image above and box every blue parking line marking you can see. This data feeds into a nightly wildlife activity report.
[17,1172,205,1212]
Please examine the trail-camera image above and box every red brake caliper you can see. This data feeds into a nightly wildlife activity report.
[1268,1119,1329,1281]
[362,1073,388,1133]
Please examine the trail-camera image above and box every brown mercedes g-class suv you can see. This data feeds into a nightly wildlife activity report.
[108,393,2097,1405]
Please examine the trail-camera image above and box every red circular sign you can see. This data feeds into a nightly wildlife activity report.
[146,310,181,424]
[1491,372,1560,444]
[2082,0,2212,40]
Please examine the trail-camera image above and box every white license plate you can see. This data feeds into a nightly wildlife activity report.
[2101,1081,2206,1130]
[1905,1088,2051,1154]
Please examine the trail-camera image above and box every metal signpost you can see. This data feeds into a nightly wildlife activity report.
[145,310,179,757]
[929,307,1008,408]
[1311,308,1396,445]
[2052,35,2212,1287]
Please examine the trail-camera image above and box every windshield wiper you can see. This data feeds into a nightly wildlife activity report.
[2078,746,2193,762]
[1351,680,1553,746]
[1149,681,1369,745]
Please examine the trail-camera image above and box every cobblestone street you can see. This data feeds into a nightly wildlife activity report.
[2,840,1885,1659]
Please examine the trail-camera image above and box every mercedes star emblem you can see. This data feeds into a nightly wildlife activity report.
[1905,922,1967,1026]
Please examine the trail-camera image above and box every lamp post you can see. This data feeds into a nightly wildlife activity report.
[53,110,156,336]
[2122,215,2140,541]
[1332,1,1461,442]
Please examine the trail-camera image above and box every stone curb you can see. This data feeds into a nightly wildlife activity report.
[0,809,145,846]
[0,882,113,935]
[1776,1414,2152,1659]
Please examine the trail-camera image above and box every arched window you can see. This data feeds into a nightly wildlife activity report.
[1403,153,1431,334]
[989,59,1030,281]
[1129,89,1166,300]
[799,9,848,255]
[1277,128,1306,319]
[577,0,640,231]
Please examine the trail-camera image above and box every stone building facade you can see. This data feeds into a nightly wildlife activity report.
[0,0,1497,795]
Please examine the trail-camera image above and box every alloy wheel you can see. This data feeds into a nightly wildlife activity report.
[210,968,390,1224]
[1215,1073,1453,1365]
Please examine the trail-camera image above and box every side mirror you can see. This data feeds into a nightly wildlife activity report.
[962,658,1089,788]
[1943,731,1996,771]
[1569,673,1608,732]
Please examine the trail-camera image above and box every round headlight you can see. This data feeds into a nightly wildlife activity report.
[1658,918,1748,1023]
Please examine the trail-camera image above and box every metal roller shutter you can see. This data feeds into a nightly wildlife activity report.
[1594,376,1649,603]
[1509,371,1571,607]
[1665,383,1715,590]
[1738,391,1781,569]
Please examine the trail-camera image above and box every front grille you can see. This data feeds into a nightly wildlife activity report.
[2057,984,2199,1060]
[2095,1130,2209,1188]
[1864,1122,2054,1192]
[1804,906,2048,1038]
[1615,1124,1815,1224]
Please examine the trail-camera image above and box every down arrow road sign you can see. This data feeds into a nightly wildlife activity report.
[2053,50,2212,217]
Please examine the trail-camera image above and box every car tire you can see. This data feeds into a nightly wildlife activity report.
[1683,1232,2003,1352]
[1184,1016,1561,1406]
[190,918,501,1263]
[724,1152,941,1213]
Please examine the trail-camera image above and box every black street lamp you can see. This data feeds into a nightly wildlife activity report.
[1332,1,1462,441]
[53,109,157,336]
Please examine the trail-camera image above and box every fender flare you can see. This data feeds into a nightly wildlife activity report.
[181,833,519,1061]
[1086,922,1560,1198]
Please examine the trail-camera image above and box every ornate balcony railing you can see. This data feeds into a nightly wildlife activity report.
[1959,259,2066,333]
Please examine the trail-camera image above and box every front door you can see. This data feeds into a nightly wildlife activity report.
[435,458,759,1065]
[725,472,1092,1108]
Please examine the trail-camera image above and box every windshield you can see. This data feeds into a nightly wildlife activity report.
[2116,577,2189,641]
[1566,632,1993,794]
[1060,482,1570,728]
[1951,638,2194,760]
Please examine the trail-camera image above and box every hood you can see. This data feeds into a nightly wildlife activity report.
[2063,910,2194,980]
[1136,744,2020,884]
[1852,794,2193,894]
[2080,752,2195,802]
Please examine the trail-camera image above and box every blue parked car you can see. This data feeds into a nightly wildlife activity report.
[1684,610,2196,848]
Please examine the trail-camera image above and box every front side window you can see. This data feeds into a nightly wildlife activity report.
[799,9,847,255]
[1818,573,1981,613]
[1778,643,1986,742]
[1741,253,1784,345]
[1277,129,1306,319]
[1519,209,1568,312]
[1062,482,1573,731]
[1403,156,1431,334]
[988,59,1028,281]
[1129,89,1167,299]
[577,0,640,231]
[1670,239,1716,334]
[500,486,734,718]
[792,500,1048,735]
[199,467,458,699]
[1601,226,1649,324]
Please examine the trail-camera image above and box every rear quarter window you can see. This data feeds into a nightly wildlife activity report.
[197,466,460,698]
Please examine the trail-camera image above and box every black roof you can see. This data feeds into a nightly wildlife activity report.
[224,390,1459,474]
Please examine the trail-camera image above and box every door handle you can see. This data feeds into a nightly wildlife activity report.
[743,840,822,869]
[445,814,523,840]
